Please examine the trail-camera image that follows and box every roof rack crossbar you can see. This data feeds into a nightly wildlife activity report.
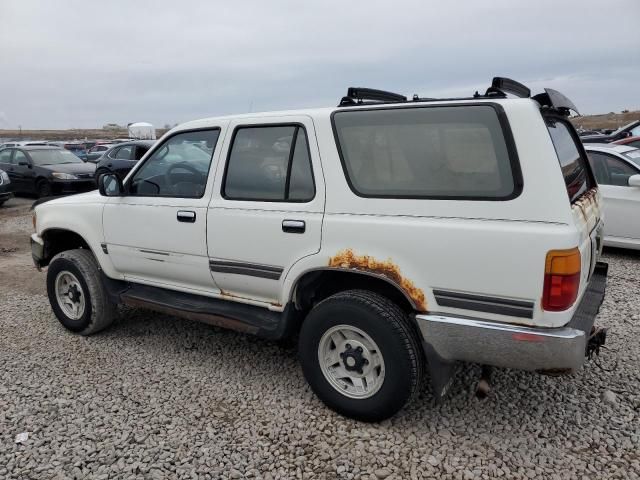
[339,87,407,106]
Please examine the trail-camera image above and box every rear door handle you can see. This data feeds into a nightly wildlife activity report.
[177,210,196,223]
[282,219,305,233]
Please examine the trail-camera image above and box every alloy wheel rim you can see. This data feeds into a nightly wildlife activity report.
[318,324,385,399]
[55,271,86,320]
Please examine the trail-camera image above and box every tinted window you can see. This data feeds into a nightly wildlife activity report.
[115,146,132,159]
[129,129,219,198]
[224,125,315,201]
[587,152,639,186]
[546,119,593,202]
[333,106,517,198]
[0,149,12,163]
[13,150,28,165]
[134,145,151,160]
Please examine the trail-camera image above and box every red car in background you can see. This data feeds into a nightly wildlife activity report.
[613,135,640,149]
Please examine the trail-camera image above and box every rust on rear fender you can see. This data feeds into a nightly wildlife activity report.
[572,188,601,226]
[328,249,427,311]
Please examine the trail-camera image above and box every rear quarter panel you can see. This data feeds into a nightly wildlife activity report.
[287,100,587,328]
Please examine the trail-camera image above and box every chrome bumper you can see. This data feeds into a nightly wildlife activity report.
[416,314,586,372]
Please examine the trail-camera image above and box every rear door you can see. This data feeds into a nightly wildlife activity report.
[587,150,640,241]
[207,116,324,305]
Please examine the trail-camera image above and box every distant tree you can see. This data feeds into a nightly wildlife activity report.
[622,109,629,114]
[164,124,172,129]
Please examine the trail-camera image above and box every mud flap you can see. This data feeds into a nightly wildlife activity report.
[423,342,457,400]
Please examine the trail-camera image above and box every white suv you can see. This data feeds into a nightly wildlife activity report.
[31,78,608,421]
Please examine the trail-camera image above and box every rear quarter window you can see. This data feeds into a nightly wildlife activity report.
[332,105,520,199]
[546,118,594,203]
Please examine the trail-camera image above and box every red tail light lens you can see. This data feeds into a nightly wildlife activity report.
[542,248,581,311]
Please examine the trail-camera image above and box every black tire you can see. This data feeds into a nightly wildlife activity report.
[299,290,424,422]
[46,249,118,335]
[36,179,52,198]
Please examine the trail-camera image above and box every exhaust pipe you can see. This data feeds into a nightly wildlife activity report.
[475,365,492,399]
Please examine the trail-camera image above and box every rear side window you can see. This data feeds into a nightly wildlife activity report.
[546,119,594,203]
[332,105,519,199]
[223,125,315,202]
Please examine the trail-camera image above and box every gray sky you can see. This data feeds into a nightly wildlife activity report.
[1,0,638,129]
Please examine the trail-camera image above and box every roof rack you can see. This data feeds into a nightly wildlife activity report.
[339,87,407,106]
[482,77,531,99]
[336,77,578,116]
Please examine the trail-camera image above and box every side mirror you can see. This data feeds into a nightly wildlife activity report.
[98,173,124,196]
[628,174,640,188]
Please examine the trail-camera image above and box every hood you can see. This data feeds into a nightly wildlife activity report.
[35,190,103,209]
[40,162,96,174]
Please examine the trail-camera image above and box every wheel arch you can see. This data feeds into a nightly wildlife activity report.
[40,228,94,267]
[290,268,419,315]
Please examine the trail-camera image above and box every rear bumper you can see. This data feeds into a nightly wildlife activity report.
[416,262,608,373]
[0,191,12,202]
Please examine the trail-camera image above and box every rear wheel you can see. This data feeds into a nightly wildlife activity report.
[46,249,118,335]
[299,290,424,422]
[36,180,52,198]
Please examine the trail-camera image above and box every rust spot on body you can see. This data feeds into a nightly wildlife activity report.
[328,249,427,311]
[572,188,601,231]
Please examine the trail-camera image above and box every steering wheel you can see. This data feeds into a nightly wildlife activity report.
[164,162,203,191]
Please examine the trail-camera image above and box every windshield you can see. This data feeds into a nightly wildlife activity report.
[30,149,84,166]
[613,121,640,136]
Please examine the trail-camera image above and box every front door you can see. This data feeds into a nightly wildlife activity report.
[207,116,324,305]
[588,151,640,241]
[103,127,225,294]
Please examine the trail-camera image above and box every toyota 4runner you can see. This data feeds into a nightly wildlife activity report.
[31,78,608,421]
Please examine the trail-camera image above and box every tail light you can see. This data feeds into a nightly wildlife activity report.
[542,248,581,311]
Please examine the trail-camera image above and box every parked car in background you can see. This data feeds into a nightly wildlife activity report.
[0,146,96,197]
[580,120,640,144]
[94,140,155,181]
[0,168,13,206]
[584,144,640,250]
[63,143,88,161]
[613,135,640,150]
[85,143,116,163]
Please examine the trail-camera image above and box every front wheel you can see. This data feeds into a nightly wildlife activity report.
[37,180,52,198]
[299,290,424,422]
[46,249,118,335]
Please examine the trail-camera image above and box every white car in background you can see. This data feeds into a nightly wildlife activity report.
[585,144,640,250]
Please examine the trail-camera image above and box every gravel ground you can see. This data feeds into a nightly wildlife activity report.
[0,196,639,480]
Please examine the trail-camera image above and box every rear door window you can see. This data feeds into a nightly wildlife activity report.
[587,151,639,186]
[546,118,594,202]
[332,105,520,199]
[223,125,315,202]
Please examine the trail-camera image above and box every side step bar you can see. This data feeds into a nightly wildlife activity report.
[115,282,294,340]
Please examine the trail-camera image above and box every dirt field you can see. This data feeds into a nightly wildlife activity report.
[1,195,640,479]
[0,197,43,296]
[571,110,640,131]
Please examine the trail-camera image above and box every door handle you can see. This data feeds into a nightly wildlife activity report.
[177,210,196,223]
[282,219,305,233]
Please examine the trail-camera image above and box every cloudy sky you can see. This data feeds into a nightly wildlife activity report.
[0,0,638,129]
